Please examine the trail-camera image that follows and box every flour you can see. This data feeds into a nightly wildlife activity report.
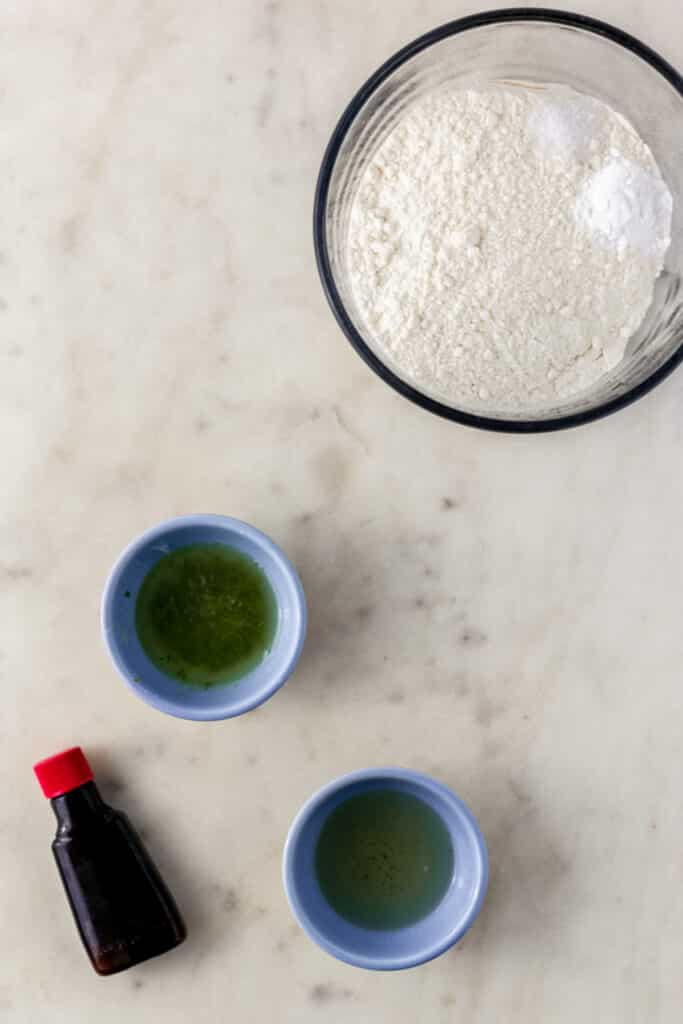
[347,86,672,411]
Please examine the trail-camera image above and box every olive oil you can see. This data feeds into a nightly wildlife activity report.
[135,543,277,687]
[315,788,454,930]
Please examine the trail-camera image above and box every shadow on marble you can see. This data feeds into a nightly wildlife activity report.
[284,528,387,698]
[436,772,573,961]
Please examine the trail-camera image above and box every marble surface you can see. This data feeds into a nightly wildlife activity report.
[3,2,683,1021]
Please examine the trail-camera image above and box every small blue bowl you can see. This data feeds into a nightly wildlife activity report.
[101,514,307,721]
[283,768,488,970]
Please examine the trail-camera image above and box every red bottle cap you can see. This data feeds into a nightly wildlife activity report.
[33,746,94,799]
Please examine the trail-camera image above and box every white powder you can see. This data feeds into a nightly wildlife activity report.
[347,85,672,411]
[527,89,606,162]
[575,157,672,260]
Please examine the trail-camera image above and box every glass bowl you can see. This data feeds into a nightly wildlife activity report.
[314,9,683,432]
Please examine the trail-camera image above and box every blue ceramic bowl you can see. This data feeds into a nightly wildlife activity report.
[283,768,488,970]
[101,514,307,721]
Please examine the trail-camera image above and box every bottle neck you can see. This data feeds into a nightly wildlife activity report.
[51,781,107,829]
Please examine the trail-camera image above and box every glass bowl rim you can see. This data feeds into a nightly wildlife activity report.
[313,6,683,433]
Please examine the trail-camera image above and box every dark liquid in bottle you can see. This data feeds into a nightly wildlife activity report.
[52,782,186,975]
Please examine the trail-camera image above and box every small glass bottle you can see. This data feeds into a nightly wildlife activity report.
[34,746,187,975]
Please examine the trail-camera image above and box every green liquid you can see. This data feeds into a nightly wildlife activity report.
[315,788,454,930]
[135,543,277,688]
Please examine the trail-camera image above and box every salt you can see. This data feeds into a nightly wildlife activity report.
[526,89,606,162]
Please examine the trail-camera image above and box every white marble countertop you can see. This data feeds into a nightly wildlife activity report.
[3,2,683,1021]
